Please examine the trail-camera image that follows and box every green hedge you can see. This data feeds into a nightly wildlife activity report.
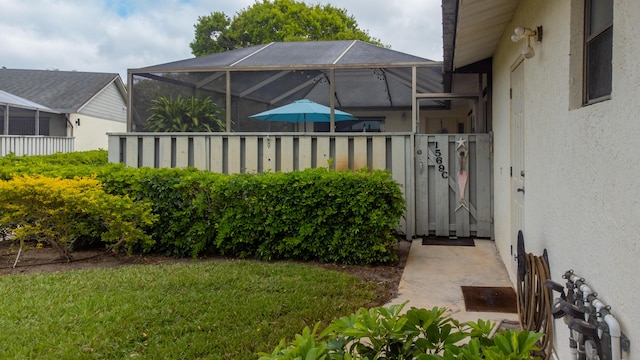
[214,169,405,264]
[0,151,405,264]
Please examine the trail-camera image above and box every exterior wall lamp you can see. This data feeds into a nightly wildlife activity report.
[511,26,543,59]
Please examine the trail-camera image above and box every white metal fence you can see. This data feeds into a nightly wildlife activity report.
[0,136,74,157]
[107,132,492,239]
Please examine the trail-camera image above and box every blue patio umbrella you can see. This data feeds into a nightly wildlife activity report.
[249,99,356,123]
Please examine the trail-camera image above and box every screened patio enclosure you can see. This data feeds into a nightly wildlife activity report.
[127,40,445,133]
[115,40,493,239]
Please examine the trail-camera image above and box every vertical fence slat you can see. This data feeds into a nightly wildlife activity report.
[280,136,294,172]
[228,136,241,174]
[210,136,223,173]
[175,136,189,168]
[192,136,207,170]
[455,134,470,237]
[405,135,415,240]
[263,136,275,172]
[158,137,171,168]
[415,135,430,235]
[108,136,120,163]
[316,136,330,168]
[334,137,349,170]
[434,135,449,236]
[142,137,155,167]
[244,136,258,173]
[391,135,407,234]
[299,136,312,169]
[125,137,138,168]
[353,136,367,170]
[371,136,386,170]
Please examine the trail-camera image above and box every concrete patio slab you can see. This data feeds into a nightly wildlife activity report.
[386,239,520,326]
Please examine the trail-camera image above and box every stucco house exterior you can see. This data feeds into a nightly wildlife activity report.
[0,69,127,154]
[444,0,637,358]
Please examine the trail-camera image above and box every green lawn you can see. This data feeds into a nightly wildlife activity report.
[0,260,381,359]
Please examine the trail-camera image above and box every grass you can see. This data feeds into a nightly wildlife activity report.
[0,260,381,359]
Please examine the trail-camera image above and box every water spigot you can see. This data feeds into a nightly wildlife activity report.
[545,279,566,300]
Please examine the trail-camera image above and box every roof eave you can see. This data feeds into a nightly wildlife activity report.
[442,0,521,72]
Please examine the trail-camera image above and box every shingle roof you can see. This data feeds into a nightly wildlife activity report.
[0,69,121,113]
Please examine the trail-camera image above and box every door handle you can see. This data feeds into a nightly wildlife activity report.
[517,187,525,194]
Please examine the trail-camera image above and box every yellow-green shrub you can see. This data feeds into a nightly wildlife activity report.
[0,175,157,257]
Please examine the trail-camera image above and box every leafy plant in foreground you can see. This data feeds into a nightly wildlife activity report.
[259,303,543,359]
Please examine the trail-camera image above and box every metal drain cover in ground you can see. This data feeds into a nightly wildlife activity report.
[461,286,517,313]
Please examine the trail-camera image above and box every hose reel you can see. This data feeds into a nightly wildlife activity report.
[515,230,554,359]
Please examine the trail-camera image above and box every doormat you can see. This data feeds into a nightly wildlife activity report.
[421,237,475,246]
[461,286,518,313]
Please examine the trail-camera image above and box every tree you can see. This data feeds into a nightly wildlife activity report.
[145,95,226,132]
[190,0,385,56]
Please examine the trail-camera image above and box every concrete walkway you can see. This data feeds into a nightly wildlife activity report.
[386,239,520,325]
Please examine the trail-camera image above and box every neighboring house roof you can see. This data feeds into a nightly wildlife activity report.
[443,0,521,71]
[0,69,126,113]
[0,89,59,113]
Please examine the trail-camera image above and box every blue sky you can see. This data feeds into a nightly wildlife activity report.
[0,0,442,80]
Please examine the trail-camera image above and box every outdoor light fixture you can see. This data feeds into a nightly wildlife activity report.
[75,118,80,126]
[511,26,542,59]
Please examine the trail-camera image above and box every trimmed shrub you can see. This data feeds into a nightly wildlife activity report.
[214,168,405,264]
[0,175,156,257]
[0,151,406,264]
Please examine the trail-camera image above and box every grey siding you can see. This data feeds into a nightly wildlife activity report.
[80,83,126,122]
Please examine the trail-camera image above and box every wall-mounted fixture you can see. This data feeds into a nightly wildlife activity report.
[511,26,542,59]
[75,118,80,126]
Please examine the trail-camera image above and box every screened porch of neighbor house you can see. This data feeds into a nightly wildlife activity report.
[125,40,448,134]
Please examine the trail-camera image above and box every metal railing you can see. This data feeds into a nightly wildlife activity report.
[0,136,74,157]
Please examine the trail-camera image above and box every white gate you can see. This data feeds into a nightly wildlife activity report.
[414,134,492,238]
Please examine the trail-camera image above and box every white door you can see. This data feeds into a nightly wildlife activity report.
[510,60,525,269]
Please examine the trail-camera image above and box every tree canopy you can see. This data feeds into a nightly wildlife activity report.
[190,0,385,57]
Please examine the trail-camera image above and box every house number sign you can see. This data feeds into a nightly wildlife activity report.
[434,144,448,179]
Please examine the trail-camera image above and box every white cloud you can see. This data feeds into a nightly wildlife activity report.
[0,0,442,80]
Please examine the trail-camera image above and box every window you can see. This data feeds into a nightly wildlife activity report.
[584,0,613,103]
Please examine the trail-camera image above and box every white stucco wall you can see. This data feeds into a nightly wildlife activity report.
[491,0,639,358]
[71,114,126,151]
